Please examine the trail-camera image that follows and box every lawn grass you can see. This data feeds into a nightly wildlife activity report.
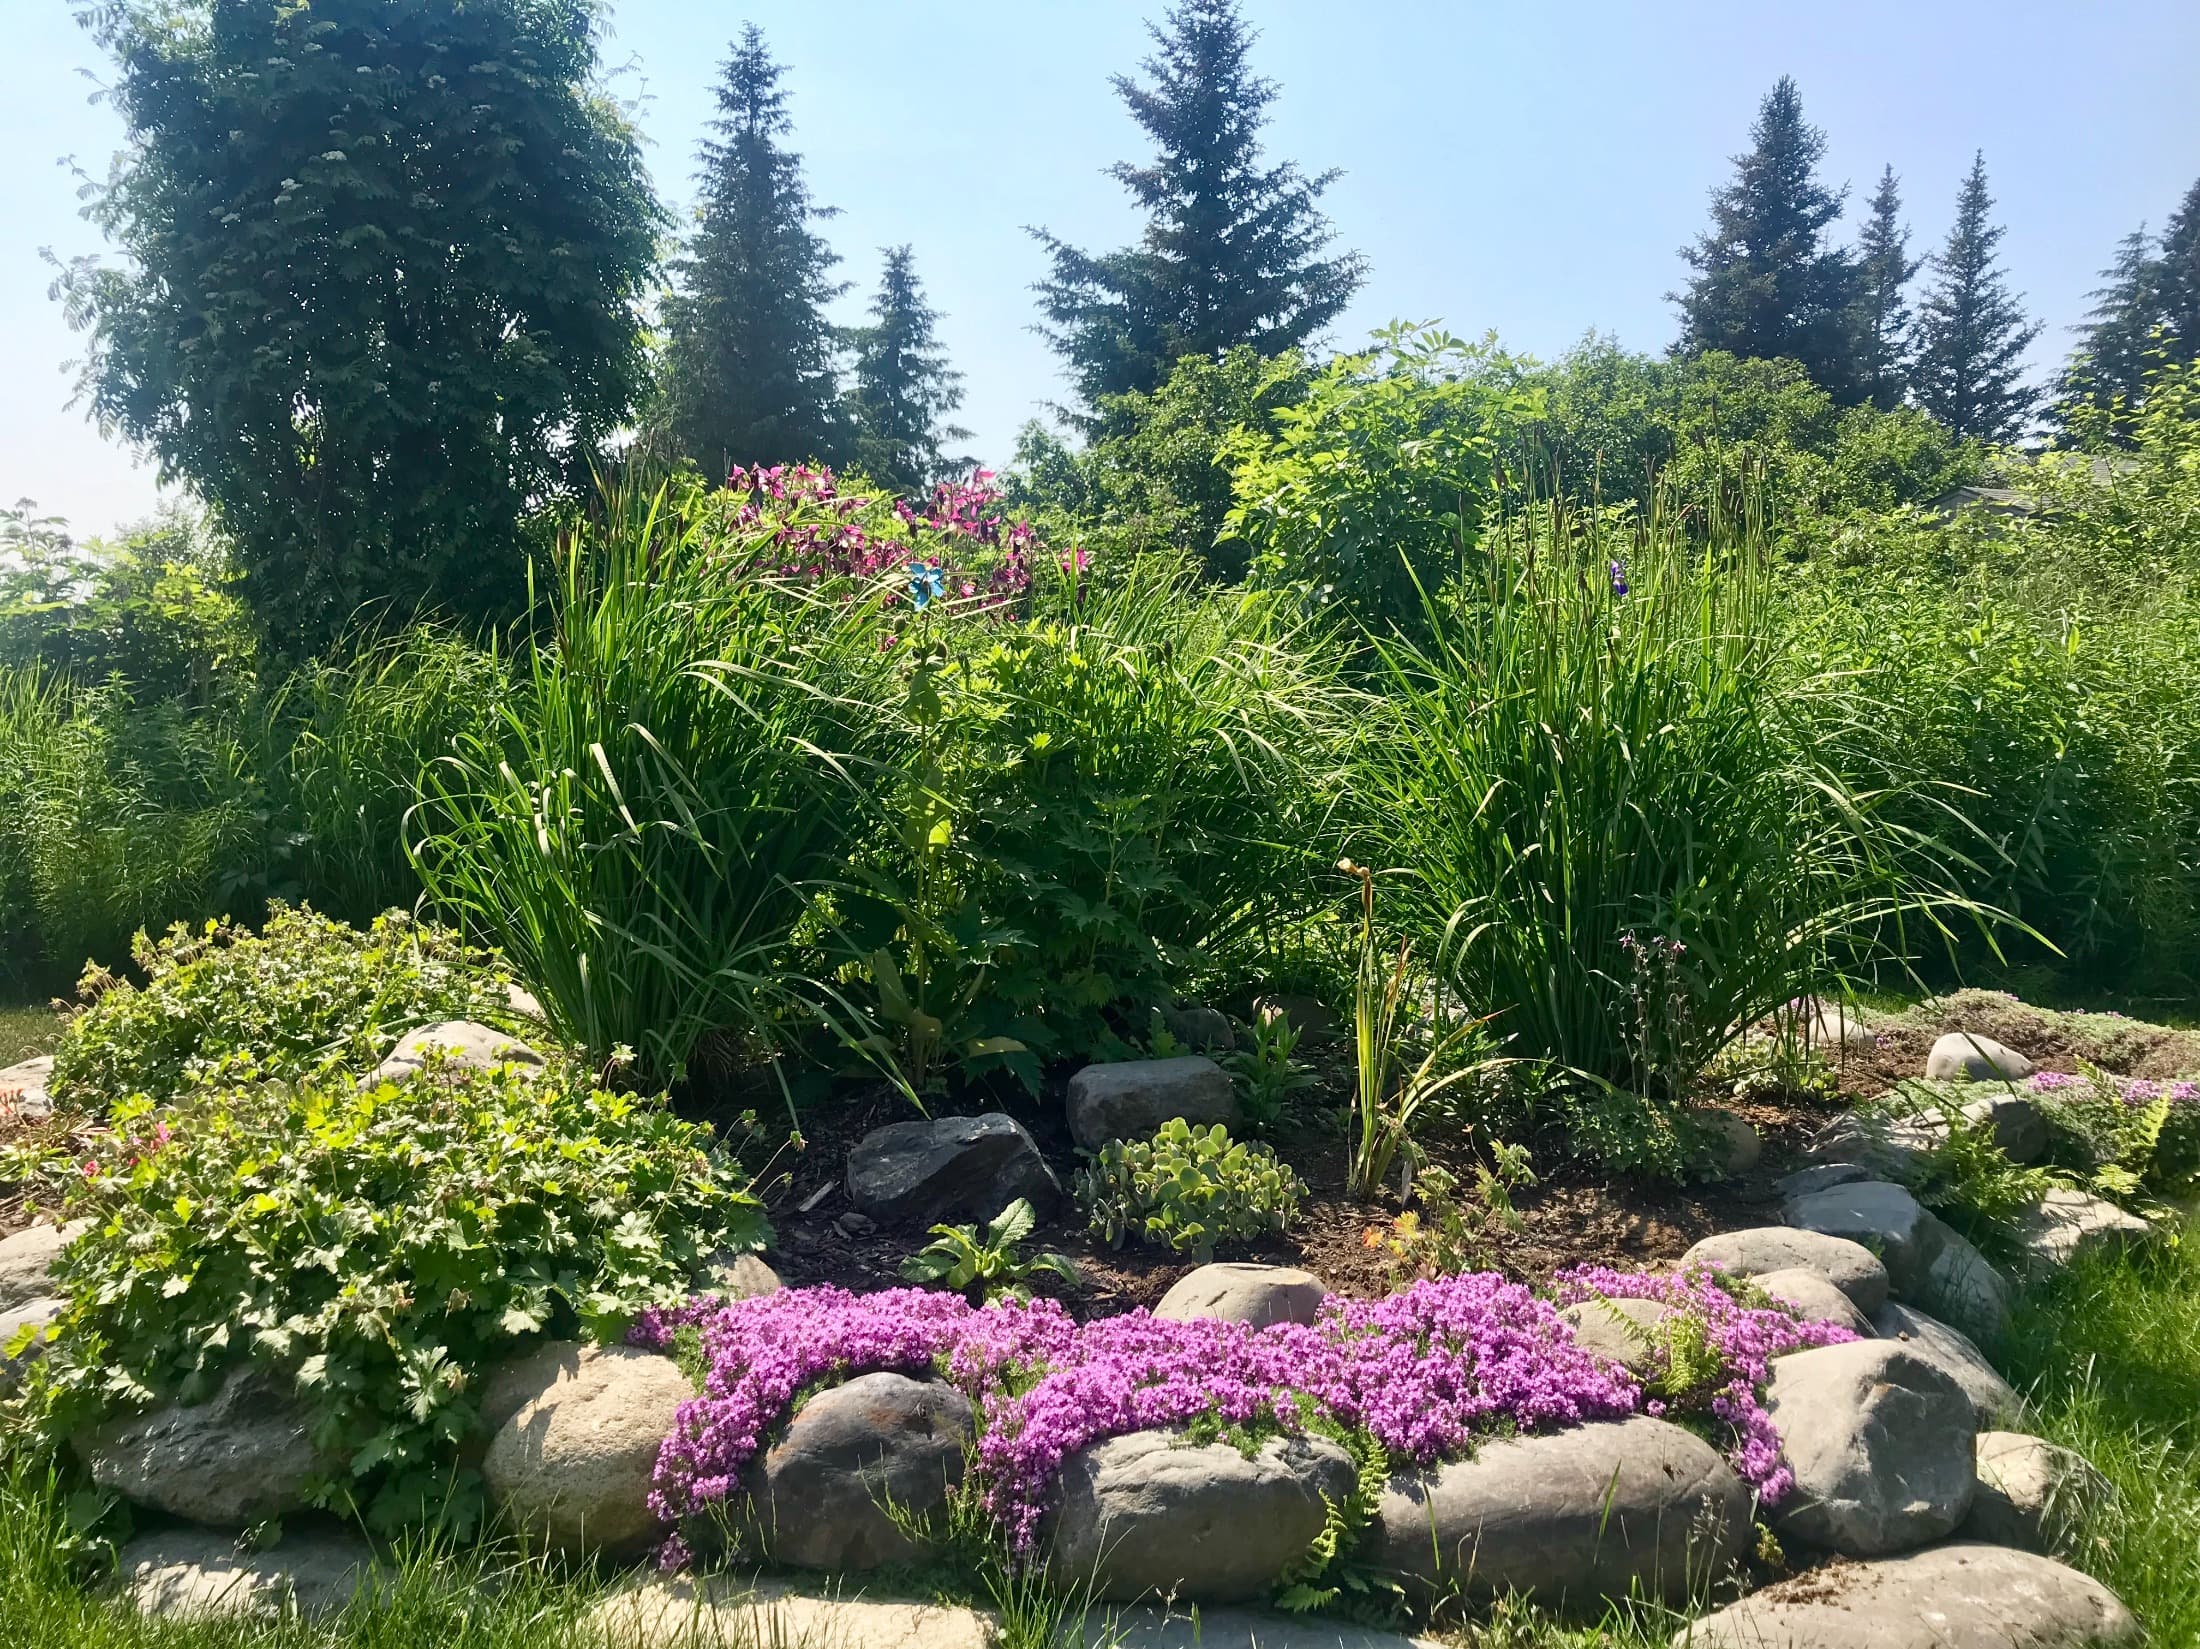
[0,999,58,1067]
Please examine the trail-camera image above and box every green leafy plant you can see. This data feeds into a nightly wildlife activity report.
[1339,859,1490,1198]
[898,1199,1080,1303]
[1223,1008,1317,1128]
[46,905,514,1111]
[23,1055,766,1535]
[1076,1118,1306,1260]
[1363,1148,1535,1284]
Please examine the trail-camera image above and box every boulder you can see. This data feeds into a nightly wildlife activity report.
[844,1113,1060,1227]
[1782,1181,1945,1298]
[1049,1429,1355,1602]
[1926,1032,2034,1084]
[1869,1303,2024,1427]
[480,1342,691,1557]
[1918,1229,2013,1340]
[745,1373,975,1570]
[0,1055,54,1117]
[120,1526,381,1621]
[504,981,546,1021]
[1362,1417,1751,1607]
[1092,1604,1442,1648]
[0,1218,88,1312]
[1752,1268,1873,1337]
[699,1251,783,1300]
[1775,1163,1871,1200]
[2010,1188,2152,1272]
[1797,1113,1933,1186]
[1700,1108,1762,1176]
[1965,1431,2113,1558]
[1680,1228,1890,1314]
[1961,1093,2050,1165]
[1674,1542,2138,1648]
[1154,1263,1326,1329]
[1763,1340,1976,1556]
[1160,1005,1236,1053]
[1065,1056,1239,1151]
[1557,1297,1672,1378]
[79,1365,336,1527]
[363,1020,545,1087]
[0,1295,61,1379]
[590,1575,993,1649]
[1252,993,1342,1045]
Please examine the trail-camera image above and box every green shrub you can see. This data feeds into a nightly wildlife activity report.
[47,905,514,1110]
[25,1055,761,1533]
[1076,1118,1305,1259]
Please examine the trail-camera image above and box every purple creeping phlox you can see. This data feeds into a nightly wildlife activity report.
[1552,1263,1858,1503]
[630,1269,1836,1565]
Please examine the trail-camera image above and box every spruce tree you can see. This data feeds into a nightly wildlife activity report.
[844,247,971,494]
[1851,166,1921,410]
[2160,176,2200,361]
[1031,0,1365,415]
[1912,153,2043,443]
[1672,77,1860,400]
[2048,227,2163,441]
[659,25,847,476]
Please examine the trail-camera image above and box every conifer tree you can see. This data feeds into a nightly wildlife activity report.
[659,25,847,475]
[845,247,971,494]
[1031,0,1365,415]
[2048,227,2163,441]
[1672,78,1860,400]
[1912,153,2042,443]
[2160,176,2200,361]
[1851,166,1921,410]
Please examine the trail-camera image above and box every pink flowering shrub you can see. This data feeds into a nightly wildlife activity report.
[632,1267,1823,1564]
[1553,1263,1857,1503]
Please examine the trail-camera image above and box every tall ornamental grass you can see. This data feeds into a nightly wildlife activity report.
[1361,497,1963,1108]
[412,480,885,1081]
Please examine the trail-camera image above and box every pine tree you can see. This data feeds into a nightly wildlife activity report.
[2160,176,2200,361]
[1851,166,1921,410]
[659,26,847,475]
[2048,227,2163,441]
[1031,0,1365,415]
[844,247,971,494]
[1912,154,2042,443]
[1672,78,1861,400]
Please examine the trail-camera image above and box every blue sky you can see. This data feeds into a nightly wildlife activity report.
[5,0,2195,538]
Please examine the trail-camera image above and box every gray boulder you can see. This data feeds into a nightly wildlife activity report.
[0,1218,88,1312]
[745,1373,974,1570]
[2011,1188,2152,1272]
[1961,1093,2050,1165]
[1557,1297,1672,1378]
[1700,1108,1761,1176]
[1752,1268,1873,1337]
[0,1295,61,1380]
[1918,1228,2013,1340]
[1252,993,1342,1045]
[1049,1430,1355,1602]
[79,1365,336,1527]
[1775,1163,1870,1200]
[699,1251,783,1300]
[1869,1302,2023,1427]
[1362,1417,1750,1607]
[0,1055,54,1117]
[1965,1431,2113,1558]
[1797,1113,1933,1186]
[120,1526,381,1621]
[481,1342,690,1557]
[1680,1227,1890,1314]
[1674,1542,2138,1648]
[845,1113,1060,1227]
[363,1020,545,1086]
[1154,1263,1326,1329]
[1066,1056,1239,1150]
[1782,1181,1945,1298]
[589,1575,993,1649]
[1926,1032,2034,1083]
[1763,1340,1976,1556]
[1160,1005,1236,1053]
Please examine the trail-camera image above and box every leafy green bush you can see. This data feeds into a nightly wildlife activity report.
[898,1199,1080,1303]
[47,905,514,1110]
[1076,1118,1305,1259]
[26,1057,764,1533]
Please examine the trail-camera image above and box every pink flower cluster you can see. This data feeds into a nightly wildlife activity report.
[2026,1069,2199,1107]
[1552,1263,1858,1503]
[717,464,1042,608]
[631,1268,1822,1562]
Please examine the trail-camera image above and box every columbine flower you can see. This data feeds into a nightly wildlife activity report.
[1609,558,1629,597]
[908,561,946,610]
